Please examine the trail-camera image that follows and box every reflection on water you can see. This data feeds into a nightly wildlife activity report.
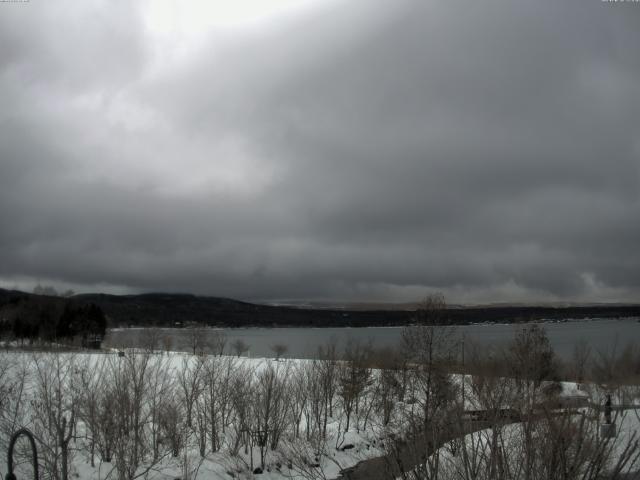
[104,318,639,360]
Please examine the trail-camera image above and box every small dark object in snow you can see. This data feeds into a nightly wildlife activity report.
[605,394,612,424]
[340,444,355,451]
[253,467,263,474]
[226,471,236,478]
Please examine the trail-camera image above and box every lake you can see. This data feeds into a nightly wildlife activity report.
[104,318,640,360]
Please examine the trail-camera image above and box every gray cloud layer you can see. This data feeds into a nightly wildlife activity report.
[1,0,639,303]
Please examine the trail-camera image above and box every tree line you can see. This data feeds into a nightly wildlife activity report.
[0,294,107,347]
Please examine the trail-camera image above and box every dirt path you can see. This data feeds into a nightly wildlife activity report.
[335,403,640,480]
[336,420,494,480]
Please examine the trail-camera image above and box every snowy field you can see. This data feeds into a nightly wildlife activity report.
[0,350,388,480]
[0,348,639,480]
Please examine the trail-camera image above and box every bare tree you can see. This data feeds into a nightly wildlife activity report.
[337,339,373,434]
[76,355,109,468]
[272,343,289,361]
[158,396,184,458]
[372,352,402,427]
[210,330,227,356]
[302,360,328,442]
[186,326,209,355]
[454,345,520,480]
[31,353,78,480]
[317,341,339,431]
[194,383,209,457]
[146,355,174,461]
[402,293,458,431]
[252,362,291,468]
[232,339,250,357]
[508,323,557,414]
[141,328,163,354]
[177,355,204,429]
[591,340,640,398]
[570,338,592,384]
[229,363,255,455]
[203,355,237,452]
[288,363,309,439]
[383,293,460,479]
[162,334,173,353]
[109,352,169,480]
[94,375,118,465]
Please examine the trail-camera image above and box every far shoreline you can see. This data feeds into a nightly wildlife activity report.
[107,315,640,331]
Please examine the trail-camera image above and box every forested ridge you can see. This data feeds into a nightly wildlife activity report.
[0,289,107,344]
[1,288,639,330]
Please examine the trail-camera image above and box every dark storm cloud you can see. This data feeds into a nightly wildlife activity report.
[0,0,639,303]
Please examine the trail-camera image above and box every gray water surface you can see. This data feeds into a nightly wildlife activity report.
[104,318,640,359]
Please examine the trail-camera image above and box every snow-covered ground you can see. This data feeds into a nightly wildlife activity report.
[1,349,639,480]
[0,350,387,480]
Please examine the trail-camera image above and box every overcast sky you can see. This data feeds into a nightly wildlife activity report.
[0,0,639,304]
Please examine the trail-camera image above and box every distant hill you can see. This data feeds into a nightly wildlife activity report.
[73,292,407,327]
[70,294,640,327]
[2,288,640,328]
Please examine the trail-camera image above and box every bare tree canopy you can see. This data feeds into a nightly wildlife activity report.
[271,344,289,361]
